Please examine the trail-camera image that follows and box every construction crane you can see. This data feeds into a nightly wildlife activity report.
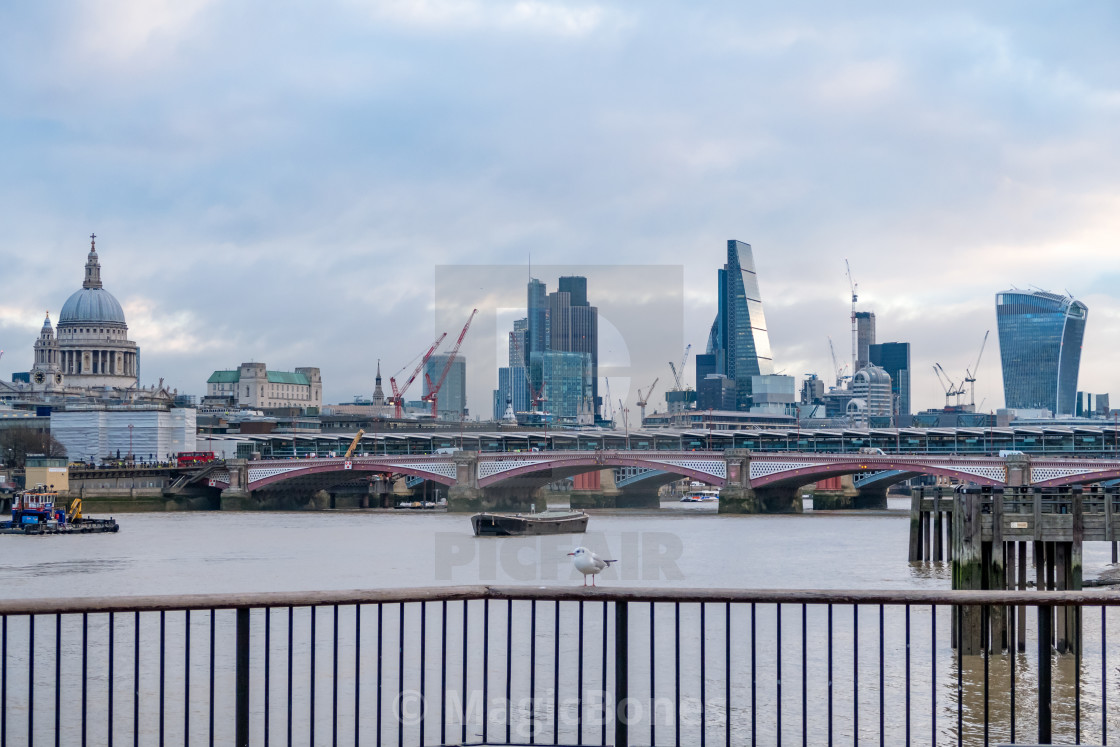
[603,377,614,423]
[389,333,447,419]
[344,429,366,458]
[845,259,860,375]
[636,377,659,423]
[933,363,966,408]
[508,331,546,413]
[963,330,990,408]
[668,344,692,391]
[827,337,848,387]
[422,309,478,417]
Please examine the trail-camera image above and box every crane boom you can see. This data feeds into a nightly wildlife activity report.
[963,330,990,407]
[636,377,659,423]
[389,333,447,418]
[422,309,478,417]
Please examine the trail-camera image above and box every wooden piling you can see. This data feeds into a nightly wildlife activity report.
[954,491,983,655]
[1017,541,1027,652]
[908,490,922,562]
[1055,542,1068,653]
[933,493,943,561]
[989,491,1006,651]
[922,507,931,563]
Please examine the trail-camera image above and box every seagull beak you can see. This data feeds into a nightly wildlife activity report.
[567,552,575,556]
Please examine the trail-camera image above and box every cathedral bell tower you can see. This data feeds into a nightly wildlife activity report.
[30,312,63,391]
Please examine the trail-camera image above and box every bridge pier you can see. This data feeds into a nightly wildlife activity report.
[808,475,859,510]
[718,450,803,514]
[219,459,253,510]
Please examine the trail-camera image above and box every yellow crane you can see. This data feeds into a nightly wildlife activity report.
[344,429,366,459]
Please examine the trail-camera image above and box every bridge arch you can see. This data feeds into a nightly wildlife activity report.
[749,460,1004,490]
[477,452,726,489]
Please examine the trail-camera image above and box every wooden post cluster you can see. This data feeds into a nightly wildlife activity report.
[909,486,953,563]
[942,486,1093,655]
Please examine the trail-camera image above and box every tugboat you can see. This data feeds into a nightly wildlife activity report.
[1,486,119,535]
[471,508,589,537]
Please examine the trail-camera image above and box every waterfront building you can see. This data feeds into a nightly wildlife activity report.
[50,407,197,462]
[549,276,599,411]
[750,374,797,416]
[850,365,893,425]
[423,353,467,418]
[530,350,592,424]
[29,236,140,393]
[205,363,322,411]
[855,311,876,372]
[1076,392,1110,419]
[996,290,1087,415]
[702,240,773,410]
[868,341,911,417]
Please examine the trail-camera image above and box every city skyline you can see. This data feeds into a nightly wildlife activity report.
[1,3,1118,416]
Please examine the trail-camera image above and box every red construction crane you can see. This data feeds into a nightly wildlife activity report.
[389,333,447,419]
[422,309,478,417]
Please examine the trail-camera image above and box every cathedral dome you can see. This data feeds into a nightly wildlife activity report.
[58,236,128,326]
[59,287,127,325]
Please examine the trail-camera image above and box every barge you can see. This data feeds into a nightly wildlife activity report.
[471,508,589,537]
[1,487,119,535]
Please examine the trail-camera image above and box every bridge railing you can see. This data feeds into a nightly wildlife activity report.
[2,586,1118,746]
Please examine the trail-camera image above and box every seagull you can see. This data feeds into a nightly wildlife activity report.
[568,546,617,587]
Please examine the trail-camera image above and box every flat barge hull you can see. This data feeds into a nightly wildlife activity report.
[1,518,119,535]
[472,512,589,537]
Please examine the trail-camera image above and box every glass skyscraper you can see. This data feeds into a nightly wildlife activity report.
[995,290,1088,415]
[703,240,773,410]
[868,341,910,417]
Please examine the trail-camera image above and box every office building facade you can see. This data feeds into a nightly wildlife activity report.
[868,341,911,417]
[996,290,1087,415]
[855,311,876,372]
[531,350,593,424]
[423,354,467,418]
[702,240,773,410]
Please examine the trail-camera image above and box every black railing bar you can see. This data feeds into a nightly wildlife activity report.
[333,604,339,747]
[185,610,191,747]
[82,612,88,747]
[397,603,404,747]
[55,613,61,747]
[6,585,1120,615]
[286,606,293,747]
[1103,606,1108,746]
[209,609,215,747]
[577,599,585,746]
[601,602,608,747]
[108,611,114,747]
[700,602,706,747]
[528,600,536,747]
[310,606,317,747]
[159,610,166,747]
[132,611,138,747]
[776,603,782,747]
[355,604,362,747]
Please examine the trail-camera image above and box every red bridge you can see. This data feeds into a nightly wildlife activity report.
[199,450,1120,512]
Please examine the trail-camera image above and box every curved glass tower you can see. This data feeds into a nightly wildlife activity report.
[995,290,1088,415]
[704,240,774,410]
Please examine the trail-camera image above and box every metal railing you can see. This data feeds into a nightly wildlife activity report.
[2,586,1119,745]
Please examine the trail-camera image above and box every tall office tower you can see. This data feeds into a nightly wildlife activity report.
[552,276,599,411]
[510,318,528,368]
[558,275,588,307]
[527,278,549,396]
[705,240,773,409]
[996,290,1088,415]
[423,354,467,418]
[851,365,893,424]
[530,350,593,423]
[855,311,876,372]
[868,342,911,417]
[527,279,549,355]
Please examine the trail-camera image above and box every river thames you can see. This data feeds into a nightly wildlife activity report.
[2,499,1119,744]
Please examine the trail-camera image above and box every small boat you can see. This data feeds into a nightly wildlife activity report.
[0,488,119,535]
[680,491,719,503]
[471,508,589,537]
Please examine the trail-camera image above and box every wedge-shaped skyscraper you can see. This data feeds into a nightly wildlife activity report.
[995,290,1087,415]
[704,240,773,410]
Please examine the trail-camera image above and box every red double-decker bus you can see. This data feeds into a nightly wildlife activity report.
[176,451,216,466]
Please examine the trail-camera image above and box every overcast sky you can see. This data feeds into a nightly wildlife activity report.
[1,1,1118,417]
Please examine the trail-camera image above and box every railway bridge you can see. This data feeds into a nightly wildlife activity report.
[198,450,1120,513]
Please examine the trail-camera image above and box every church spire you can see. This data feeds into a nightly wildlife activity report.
[373,358,385,405]
[83,232,103,289]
